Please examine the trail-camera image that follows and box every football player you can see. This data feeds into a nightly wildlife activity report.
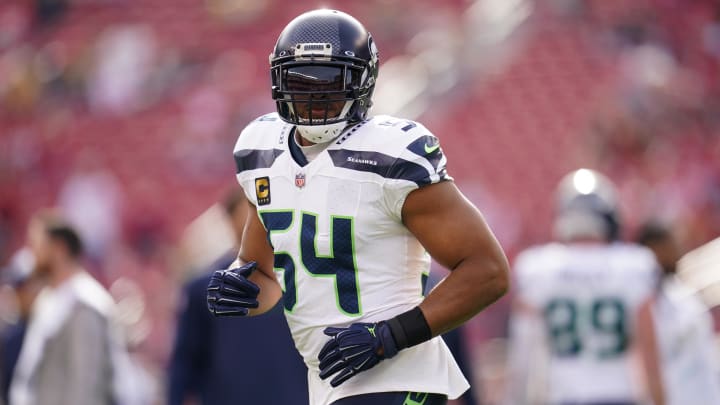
[205,9,509,405]
[505,169,661,405]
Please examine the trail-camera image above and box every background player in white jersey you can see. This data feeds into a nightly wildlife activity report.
[205,9,510,405]
[635,222,720,405]
[505,169,661,405]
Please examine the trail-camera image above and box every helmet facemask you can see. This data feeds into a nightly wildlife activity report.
[271,50,375,143]
[269,9,379,144]
[273,62,363,124]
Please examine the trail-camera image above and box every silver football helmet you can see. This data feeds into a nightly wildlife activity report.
[553,168,620,242]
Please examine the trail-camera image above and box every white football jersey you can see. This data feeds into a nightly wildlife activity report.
[653,277,720,405]
[233,113,469,405]
[513,242,659,403]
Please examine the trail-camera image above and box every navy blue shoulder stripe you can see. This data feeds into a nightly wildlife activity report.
[406,135,444,172]
[327,150,434,186]
[234,148,284,173]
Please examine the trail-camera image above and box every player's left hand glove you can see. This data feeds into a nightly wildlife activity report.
[318,322,399,387]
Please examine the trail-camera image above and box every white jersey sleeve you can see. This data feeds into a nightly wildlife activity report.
[232,113,288,205]
[374,118,452,221]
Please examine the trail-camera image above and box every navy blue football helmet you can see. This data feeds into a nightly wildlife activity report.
[270,9,379,142]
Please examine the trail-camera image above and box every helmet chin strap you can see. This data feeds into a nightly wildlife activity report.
[296,121,348,144]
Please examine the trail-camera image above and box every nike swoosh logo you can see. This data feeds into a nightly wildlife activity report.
[424,143,440,154]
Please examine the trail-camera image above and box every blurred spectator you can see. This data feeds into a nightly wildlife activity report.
[9,213,145,405]
[635,221,720,405]
[34,0,68,28]
[87,24,157,115]
[168,189,308,405]
[57,149,123,266]
[0,205,19,266]
[0,248,43,405]
[0,4,31,50]
[204,0,268,24]
[0,46,43,114]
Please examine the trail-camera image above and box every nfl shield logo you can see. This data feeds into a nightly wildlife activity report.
[295,173,306,188]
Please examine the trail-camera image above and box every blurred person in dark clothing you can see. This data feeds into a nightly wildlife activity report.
[635,221,720,405]
[34,0,68,27]
[9,213,141,405]
[168,190,308,405]
[0,249,43,405]
[635,222,681,276]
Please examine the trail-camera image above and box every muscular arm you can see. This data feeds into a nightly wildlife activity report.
[234,200,283,315]
[403,181,509,336]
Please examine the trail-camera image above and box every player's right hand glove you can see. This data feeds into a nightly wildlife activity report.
[206,261,260,317]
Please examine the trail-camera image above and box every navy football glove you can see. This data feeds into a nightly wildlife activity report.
[206,261,260,317]
[318,322,399,387]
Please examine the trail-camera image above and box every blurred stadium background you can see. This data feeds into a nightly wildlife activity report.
[1,0,719,403]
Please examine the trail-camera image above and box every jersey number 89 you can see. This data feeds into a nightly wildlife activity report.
[544,297,628,358]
